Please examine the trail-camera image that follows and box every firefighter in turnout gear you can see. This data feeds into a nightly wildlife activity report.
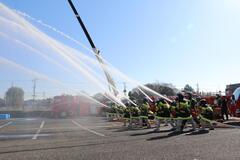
[176,93,192,132]
[199,99,214,131]
[105,104,118,121]
[156,98,170,118]
[185,92,200,129]
[139,99,149,116]
[169,100,178,129]
[127,103,141,128]
[123,103,131,127]
[154,98,175,131]
[170,100,178,118]
[139,98,151,127]
[130,105,140,117]
[116,105,125,115]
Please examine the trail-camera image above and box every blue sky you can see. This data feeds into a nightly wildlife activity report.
[0,0,240,99]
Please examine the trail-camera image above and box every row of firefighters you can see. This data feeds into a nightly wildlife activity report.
[106,92,214,132]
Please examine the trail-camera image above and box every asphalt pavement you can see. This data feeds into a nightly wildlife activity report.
[0,117,239,160]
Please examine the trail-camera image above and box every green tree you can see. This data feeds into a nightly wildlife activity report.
[5,87,24,108]
[183,84,194,92]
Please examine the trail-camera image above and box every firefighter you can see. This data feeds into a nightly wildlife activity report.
[148,99,155,123]
[123,103,131,127]
[108,104,116,113]
[170,99,178,118]
[129,103,140,127]
[185,92,200,128]
[154,98,173,131]
[216,94,222,106]
[176,93,193,132]
[149,96,157,114]
[116,105,125,119]
[221,97,229,121]
[139,98,150,128]
[131,105,140,117]
[199,99,214,131]
[106,104,118,121]
[169,100,178,130]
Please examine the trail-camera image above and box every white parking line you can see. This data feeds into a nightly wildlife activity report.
[0,121,12,129]
[43,127,79,130]
[32,121,45,140]
[72,120,105,137]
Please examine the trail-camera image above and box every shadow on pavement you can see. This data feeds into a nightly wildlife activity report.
[114,127,144,132]
[147,130,192,141]
[0,136,145,155]
[185,130,209,136]
[224,121,240,126]
[105,127,122,130]
[130,129,173,136]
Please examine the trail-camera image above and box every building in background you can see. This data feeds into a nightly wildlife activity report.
[0,98,5,107]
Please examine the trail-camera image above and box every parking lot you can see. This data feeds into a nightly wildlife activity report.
[0,117,239,160]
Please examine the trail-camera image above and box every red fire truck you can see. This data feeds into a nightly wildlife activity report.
[51,95,99,118]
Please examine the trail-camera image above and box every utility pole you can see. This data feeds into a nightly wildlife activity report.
[32,79,37,109]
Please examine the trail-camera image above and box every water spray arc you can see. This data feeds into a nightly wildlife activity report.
[0,4,125,107]
[0,56,110,109]
[0,31,121,106]
[13,9,158,104]
[16,9,172,103]
[1,2,171,107]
